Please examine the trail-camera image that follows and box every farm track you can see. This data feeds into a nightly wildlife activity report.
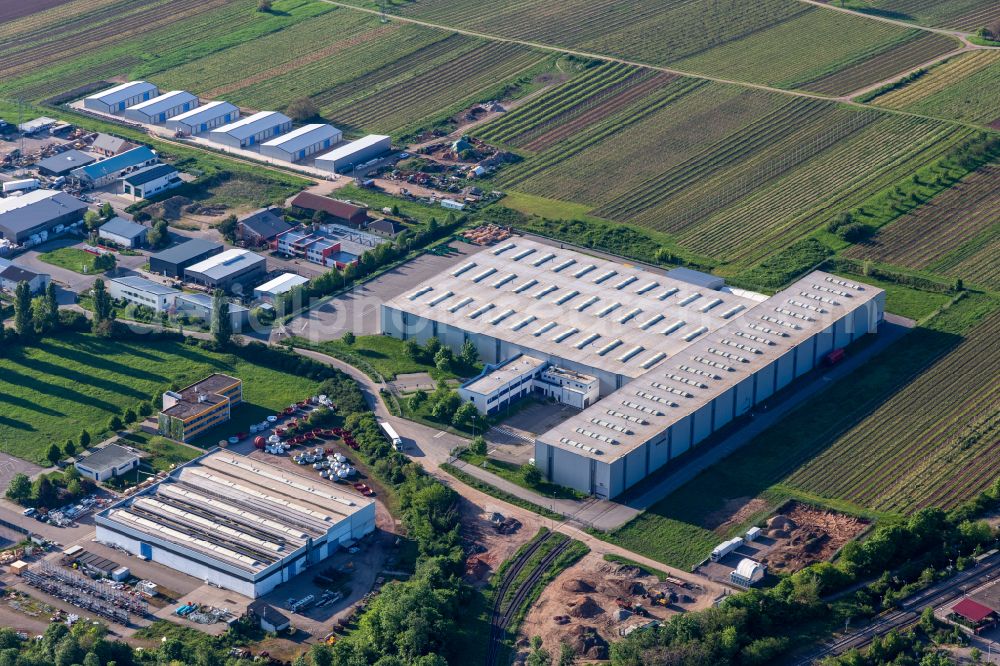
[844,165,1000,268]
[801,32,960,95]
[873,50,1000,107]
[485,533,572,666]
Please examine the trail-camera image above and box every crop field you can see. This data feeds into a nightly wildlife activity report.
[785,310,1000,513]
[477,62,678,151]
[605,294,1000,567]
[797,32,958,95]
[0,0,333,103]
[357,0,932,91]
[489,77,971,267]
[832,0,1000,30]
[869,50,1000,125]
[152,18,549,138]
[845,164,1000,289]
[0,0,76,24]
[0,333,321,465]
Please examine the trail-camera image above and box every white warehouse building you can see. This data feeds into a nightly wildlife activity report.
[95,450,376,598]
[123,91,198,124]
[107,275,179,313]
[165,101,240,136]
[210,111,292,149]
[315,135,391,174]
[83,81,159,114]
[259,124,342,163]
[380,238,885,499]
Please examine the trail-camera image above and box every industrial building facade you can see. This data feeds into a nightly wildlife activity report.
[183,248,266,293]
[95,450,376,598]
[381,239,885,498]
[123,91,198,124]
[157,374,242,442]
[0,189,89,243]
[107,276,179,313]
[84,81,158,114]
[211,111,292,149]
[165,101,239,136]
[314,135,391,173]
[259,124,341,162]
[149,238,223,278]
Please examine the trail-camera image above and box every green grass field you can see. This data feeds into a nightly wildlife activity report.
[0,333,321,463]
[37,248,106,274]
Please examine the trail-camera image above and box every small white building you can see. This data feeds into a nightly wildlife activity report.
[458,353,597,415]
[535,365,599,409]
[165,101,239,136]
[745,526,762,542]
[259,123,341,162]
[124,91,198,125]
[84,81,159,114]
[730,558,766,587]
[107,275,179,313]
[210,111,292,149]
[253,272,309,302]
[0,259,50,294]
[75,444,140,482]
[314,135,391,174]
[120,164,181,200]
[98,217,148,248]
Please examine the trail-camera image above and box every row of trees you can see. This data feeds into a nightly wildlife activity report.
[404,336,479,373]
[6,465,94,510]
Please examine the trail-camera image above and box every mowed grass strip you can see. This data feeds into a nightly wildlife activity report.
[0,333,320,464]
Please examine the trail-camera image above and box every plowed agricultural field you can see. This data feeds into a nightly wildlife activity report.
[833,0,1000,30]
[0,0,75,23]
[845,164,1000,290]
[350,0,932,91]
[870,50,1000,126]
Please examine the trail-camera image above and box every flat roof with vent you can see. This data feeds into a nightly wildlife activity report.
[383,238,758,378]
[97,450,374,574]
[540,270,883,462]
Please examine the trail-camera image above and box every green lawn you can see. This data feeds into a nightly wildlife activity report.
[302,334,476,382]
[458,451,587,500]
[118,431,201,472]
[37,248,105,275]
[336,184,450,226]
[0,333,322,464]
[833,271,952,320]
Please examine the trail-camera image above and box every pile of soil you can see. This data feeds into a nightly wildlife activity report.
[561,579,595,593]
[567,596,604,619]
[144,195,192,221]
[763,503,869,572]
[568,626,609,660]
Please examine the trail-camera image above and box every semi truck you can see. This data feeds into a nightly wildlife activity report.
[3,178,39,194]
[378,420,403,451]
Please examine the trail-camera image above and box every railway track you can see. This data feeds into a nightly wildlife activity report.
[485,533,573,666]
[799,555,1000,663]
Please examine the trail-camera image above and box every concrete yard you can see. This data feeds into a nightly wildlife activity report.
[277,241,477,343]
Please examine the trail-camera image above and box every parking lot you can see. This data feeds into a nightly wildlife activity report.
[277,240,477,343]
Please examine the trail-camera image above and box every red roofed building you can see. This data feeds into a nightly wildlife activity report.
[289,192,367,227]
[950,598,998,634]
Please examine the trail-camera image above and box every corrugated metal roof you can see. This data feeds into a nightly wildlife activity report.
[86,81,158,105]
[127,90,198,115]
[213,111,291,140]
[261,123,340,152]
